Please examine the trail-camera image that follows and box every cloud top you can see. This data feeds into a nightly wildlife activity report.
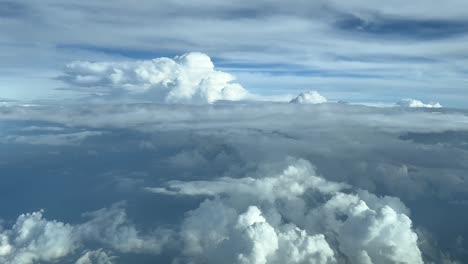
[61,52,251,104]
[396,99,442,108]
[290,91,327,104]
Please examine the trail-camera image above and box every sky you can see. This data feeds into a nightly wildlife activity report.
[2,1,468,264]
[1,0,468,106]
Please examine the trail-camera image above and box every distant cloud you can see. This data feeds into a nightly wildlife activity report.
[61,52,252,104]
[290,91,327,104]
[3,131,103,145]
[396,98,442,108]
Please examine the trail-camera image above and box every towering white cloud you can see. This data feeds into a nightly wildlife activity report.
[62,52,251,104]
[152,158,424,264]
[290,91,327,104]
[396,99,442,108]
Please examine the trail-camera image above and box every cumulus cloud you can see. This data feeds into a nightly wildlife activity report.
[290,91,327,104]
[61,52,251,104]
[396,99,442,108]
[0,210,78,264]
[0,204,167,264]
[154,158,423,264]
[75,249,115,264]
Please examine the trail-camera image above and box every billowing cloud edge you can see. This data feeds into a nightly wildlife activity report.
[60,52,252,104]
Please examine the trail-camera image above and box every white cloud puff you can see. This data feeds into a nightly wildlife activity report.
[153,158,423,264]
[62,52,251,104]
[290,91,327,104]
[0,204,166,264]
[75,249,115,264]
[396,99,442,108]
[0,210,78,264]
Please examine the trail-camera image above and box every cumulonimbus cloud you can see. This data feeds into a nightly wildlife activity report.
[60,52,252,104]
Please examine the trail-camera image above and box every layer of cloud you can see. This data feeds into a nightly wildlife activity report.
[3,131,103,145]
[60,52,251,104]
[290,91,327,104]
[396,99,442,108]
[0,102,467,263]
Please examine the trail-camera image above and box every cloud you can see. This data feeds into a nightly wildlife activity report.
[396,98,442,108]
[0,102,467,263]
[3,131,103,145]
[77,203,168,254]
[74,249,115,264]
[0,210,78,264]
[61,52,252,104]
[2,1,468,105]
[154,158,423,264]
[290,91,327,104]
[0,204,168,264]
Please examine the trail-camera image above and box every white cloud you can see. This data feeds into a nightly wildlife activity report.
[77,204,168,254]
[290,91,327,104]
[0,204,167,264]
[3,131,103,145]
[0,210,78,264]
[396,99,442,108]
[153,158,423,264]
[62,52,251,104]
[75,249,115,264]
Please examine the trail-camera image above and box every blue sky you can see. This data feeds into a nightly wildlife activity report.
[1,0,468,106]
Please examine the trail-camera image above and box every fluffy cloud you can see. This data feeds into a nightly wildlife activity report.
[396,99,442,108]
[0,204,166,264]
[0,210,78,264]
[290,91,327,104]
[154,158,423,264]
[61,52,251,104]
[75,249,115,264]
